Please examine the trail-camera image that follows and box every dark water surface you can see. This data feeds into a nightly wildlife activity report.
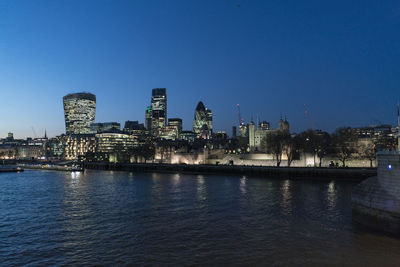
[1,170,400,266]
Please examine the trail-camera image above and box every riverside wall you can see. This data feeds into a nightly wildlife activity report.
[352,152,400,234]
[84,162,376,180]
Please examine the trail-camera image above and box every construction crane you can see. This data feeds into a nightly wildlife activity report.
[236,104,244,126]
[31,126,37,138]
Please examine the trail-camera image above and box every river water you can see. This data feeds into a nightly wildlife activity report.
[1,170,400,266]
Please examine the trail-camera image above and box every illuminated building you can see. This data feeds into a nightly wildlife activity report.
[123,121,148,140]
[123,121,145,132]
[159,126,179,140]
[63,134,97,160]
[96,133,138,153]
[254,127,269,151]
[249,120,255,151]
[17,144,44,160]
[151,88,167,136]
[249,118,273,152]
[145,106,152,131]
[279,116,290,132]
[168,118,182,134]
[239,123,248,138]
[259,121,270,130]
[90,122,120,133]
[45,137,64,159]
[180,131,196,142]
[214,131,228,140]
[193,101,213,138]
[63,92,96,134]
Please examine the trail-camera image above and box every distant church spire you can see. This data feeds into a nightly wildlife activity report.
[44,129,47,139]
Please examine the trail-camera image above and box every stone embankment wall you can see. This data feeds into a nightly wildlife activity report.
[352,153,400,234]
[206,153,376,168]
[84,162,375,180]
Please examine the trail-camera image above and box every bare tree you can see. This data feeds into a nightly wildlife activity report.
[297,130,331,167]
[331,127,357,167]
[261,131,288,167]
[359,143,376,168]
[283,134,300,167]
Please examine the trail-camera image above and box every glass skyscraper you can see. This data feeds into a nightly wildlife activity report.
[63,92,96,134]
[150,88,167,136]
[193,101,213,138]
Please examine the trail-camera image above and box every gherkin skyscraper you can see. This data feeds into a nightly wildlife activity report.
[193,101,212,138]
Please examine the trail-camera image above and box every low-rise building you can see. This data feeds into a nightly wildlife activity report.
[64,134,97,160]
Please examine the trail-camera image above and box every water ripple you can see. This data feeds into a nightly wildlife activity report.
[1,170,400,266]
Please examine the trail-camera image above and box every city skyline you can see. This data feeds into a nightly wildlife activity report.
[1,0,400,138]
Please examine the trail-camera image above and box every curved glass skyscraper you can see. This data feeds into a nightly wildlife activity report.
[63,92,96,134]
[193,101,212,138]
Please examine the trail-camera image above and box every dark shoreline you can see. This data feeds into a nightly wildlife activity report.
[83,162,376,180]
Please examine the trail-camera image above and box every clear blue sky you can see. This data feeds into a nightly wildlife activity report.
[0,0,399,138]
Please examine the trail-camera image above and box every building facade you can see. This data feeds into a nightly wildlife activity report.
[145,106,152,131]
[63,134,97,160]
[96,133,138,153]
[159,125,179,140]
[63,92,96,134]
[150,88,167,137]
[90,122,120,133]
[168,118,182,134]
[193,101,213,138]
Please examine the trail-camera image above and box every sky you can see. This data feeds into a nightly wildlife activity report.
[0,0,399,138]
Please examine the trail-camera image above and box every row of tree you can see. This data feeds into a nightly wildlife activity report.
[261,127,395,167]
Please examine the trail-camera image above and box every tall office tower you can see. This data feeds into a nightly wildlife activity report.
[232,126,237,138]
[193,101,213,138]
[145,106,152,131]
[168,118,183,134]
[151,88,167,136]
[63,92,96,134]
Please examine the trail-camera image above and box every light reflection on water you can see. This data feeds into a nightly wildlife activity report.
[240,176,247,195]
[327,180,337,210]
[196,175,206,202]
[1,170,400,266]
[280,179,292,215]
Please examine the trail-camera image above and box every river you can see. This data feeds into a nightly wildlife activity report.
[1,170,399,266]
